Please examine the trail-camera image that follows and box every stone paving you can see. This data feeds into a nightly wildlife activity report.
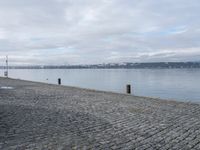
[0,77,200,150]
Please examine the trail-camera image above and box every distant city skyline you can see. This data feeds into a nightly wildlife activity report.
[0,0,200,65]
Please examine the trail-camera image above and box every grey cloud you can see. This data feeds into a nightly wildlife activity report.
[0,0,200,65]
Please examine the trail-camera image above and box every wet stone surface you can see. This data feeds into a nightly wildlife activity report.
[0,77,200,150]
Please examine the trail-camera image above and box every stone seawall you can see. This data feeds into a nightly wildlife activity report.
[0,77,200,149]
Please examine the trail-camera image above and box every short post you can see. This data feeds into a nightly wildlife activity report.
[4,71,8,78]
[126,84,131,94]
[58,78,61,85]
[5,56,8,78]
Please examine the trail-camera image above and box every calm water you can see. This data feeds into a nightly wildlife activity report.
[1,69,200,103]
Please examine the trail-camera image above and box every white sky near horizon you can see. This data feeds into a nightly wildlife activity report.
[0,0,200,65]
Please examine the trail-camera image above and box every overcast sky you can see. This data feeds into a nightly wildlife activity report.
[0,0,200,65]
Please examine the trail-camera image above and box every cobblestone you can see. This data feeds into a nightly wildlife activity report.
[0,77,200,149]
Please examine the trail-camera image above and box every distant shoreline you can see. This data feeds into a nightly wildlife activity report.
[0,68,200,70]
[0,62,200,69]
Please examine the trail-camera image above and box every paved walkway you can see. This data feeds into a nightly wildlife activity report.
[0,77,200,150]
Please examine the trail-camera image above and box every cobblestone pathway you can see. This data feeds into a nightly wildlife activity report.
[0,77,200,150]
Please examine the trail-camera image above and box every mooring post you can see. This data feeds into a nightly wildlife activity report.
[5,55,8,78]
[58,78,61,85]
[126,84,131,94]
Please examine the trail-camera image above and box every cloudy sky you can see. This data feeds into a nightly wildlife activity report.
[0,0,200,65]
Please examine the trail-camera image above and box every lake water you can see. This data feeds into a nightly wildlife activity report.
[1,69,200,103]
